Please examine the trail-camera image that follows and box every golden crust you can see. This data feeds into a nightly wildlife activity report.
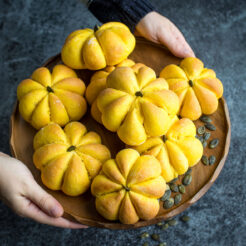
[160,57,223,120]
[91,149,165,224]
[85,59,136,123]
[33,122,111,196]
[97,66,180,145]
[61,22,136,70]
[17,65,87,129]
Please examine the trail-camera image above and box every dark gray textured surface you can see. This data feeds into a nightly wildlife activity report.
[0,0,245,245]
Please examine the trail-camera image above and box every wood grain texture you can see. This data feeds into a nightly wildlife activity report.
[9,37,231,229]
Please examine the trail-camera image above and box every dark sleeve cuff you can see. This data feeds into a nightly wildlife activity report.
[88,0,154,32]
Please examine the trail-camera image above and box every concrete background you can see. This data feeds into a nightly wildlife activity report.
[0,0,245,245]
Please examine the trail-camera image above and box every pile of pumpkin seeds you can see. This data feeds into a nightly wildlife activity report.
[139,214,191,246]
[197,115,219,166]
[161,168,192,210]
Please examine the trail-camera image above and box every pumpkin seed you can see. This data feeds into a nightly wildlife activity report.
[163,198,174,209]
[174,194,182,205]
[151,233,160,241]
[181,215,190,222]
[170,183,179,193]
[169,177,178,184]
[166,184,170,190]
[182,174,192,186]
[178,184,186,194]
[200,115,212,123]
[143,243,149,246]
[197,126,206,135]
[161,223,169,230]
[209,155,216,165]
[186,168,192,175]
[160,189,171,201]
[159,243,167,246]
[209,138,219,148]
[198,135,204,143]
[201,155,209,165]
[168,219,177,226]
[140,232,149,239]
[203,141,207,148]
[205,123,216,131]
[203,131,211,141]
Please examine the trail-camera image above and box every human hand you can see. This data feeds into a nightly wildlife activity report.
[0,153,87,229]
[135,11,195,58]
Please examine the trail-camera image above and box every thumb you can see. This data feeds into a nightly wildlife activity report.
[25,179,64,218]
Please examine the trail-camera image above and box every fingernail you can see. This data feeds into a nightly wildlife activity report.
[71,224,89,229]
[50,206,63,217]
[184,48,195,57]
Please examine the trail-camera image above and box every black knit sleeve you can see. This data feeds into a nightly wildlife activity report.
[88,0,155,32]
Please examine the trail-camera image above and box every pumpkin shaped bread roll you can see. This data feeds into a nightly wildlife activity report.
[17,65,87,129]
[160,57,223,120]
[33,122,111,196]
[96,64,180,145]
[61,22,136,70]
[91,148,166,224]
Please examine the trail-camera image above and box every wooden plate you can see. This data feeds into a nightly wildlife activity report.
[10,37,231,229]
